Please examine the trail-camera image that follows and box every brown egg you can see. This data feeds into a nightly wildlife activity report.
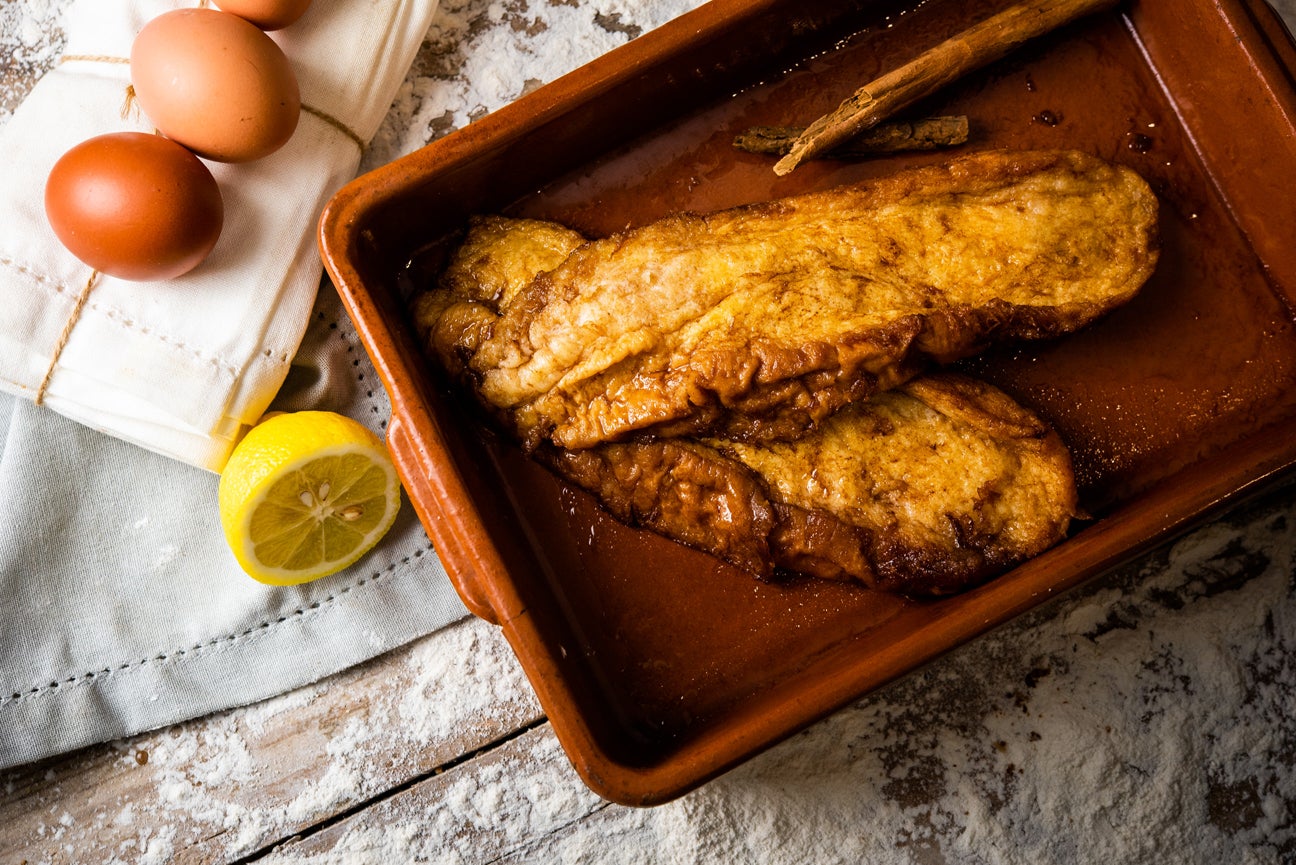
[44,132,224,282]
[130,8,300,163]
[213,0,313,31]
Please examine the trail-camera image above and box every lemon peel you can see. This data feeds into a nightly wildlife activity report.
[218,411,401,585]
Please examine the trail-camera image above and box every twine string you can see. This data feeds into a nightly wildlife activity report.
[35,270,100,406]
[41,8,363,404]
[57,51,364,149]
[300,104,365,149]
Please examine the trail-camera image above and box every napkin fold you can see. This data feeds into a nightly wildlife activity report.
[0,0,439,471]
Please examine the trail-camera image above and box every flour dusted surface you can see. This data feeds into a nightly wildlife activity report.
[496,492,1295,865]
[363,0,703,173]
[255,488,1295,864]
[3,0,1295,862]
[0,0,64,121]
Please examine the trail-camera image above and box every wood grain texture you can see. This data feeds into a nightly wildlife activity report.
[7,485,1296,863]
[4,1,1296,863]
[0,617,542,863]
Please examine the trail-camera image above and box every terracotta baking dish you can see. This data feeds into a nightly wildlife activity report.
[319,0,1296,805]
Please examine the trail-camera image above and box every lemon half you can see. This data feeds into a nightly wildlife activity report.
[219,411,401,585]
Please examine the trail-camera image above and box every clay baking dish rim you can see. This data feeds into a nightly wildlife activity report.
[319,0,1296,806]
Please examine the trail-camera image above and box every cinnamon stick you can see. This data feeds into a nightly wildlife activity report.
[734,116,968,158]
[772,0,1118,176]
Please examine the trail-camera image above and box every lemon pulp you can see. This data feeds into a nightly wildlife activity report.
[219,412,401,585]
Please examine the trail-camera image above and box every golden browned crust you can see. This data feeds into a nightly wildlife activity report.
[419,149,1159,452]
[538,373,1078,595]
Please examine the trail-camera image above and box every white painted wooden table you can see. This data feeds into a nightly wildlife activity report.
[3,1,1296,862]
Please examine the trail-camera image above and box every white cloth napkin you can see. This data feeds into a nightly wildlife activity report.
[0,0,439,471]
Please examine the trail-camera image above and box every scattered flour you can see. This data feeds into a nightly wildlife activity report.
[396,609,540,743]
[263,730,606,865]
[9,617,539,863]
[3,0,1295,862]
[361,0,703,172]
[0,0,65,121]
[148,544,179,572]
[263,489,1296,865]
[528,496,1291,865]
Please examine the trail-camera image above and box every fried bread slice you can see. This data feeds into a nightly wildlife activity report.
[418,149,1158,451]
[538,373,1078,595]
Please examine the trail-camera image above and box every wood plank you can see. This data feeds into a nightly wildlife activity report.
[4,1,1296,862]
[0,617,542,864]
[258,724,609,863]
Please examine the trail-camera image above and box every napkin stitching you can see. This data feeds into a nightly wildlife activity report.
[328,310,387,428]
[0,542,436,706]
[2,254,294,375]
[0,254,75,294]
[2,295,416,706]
